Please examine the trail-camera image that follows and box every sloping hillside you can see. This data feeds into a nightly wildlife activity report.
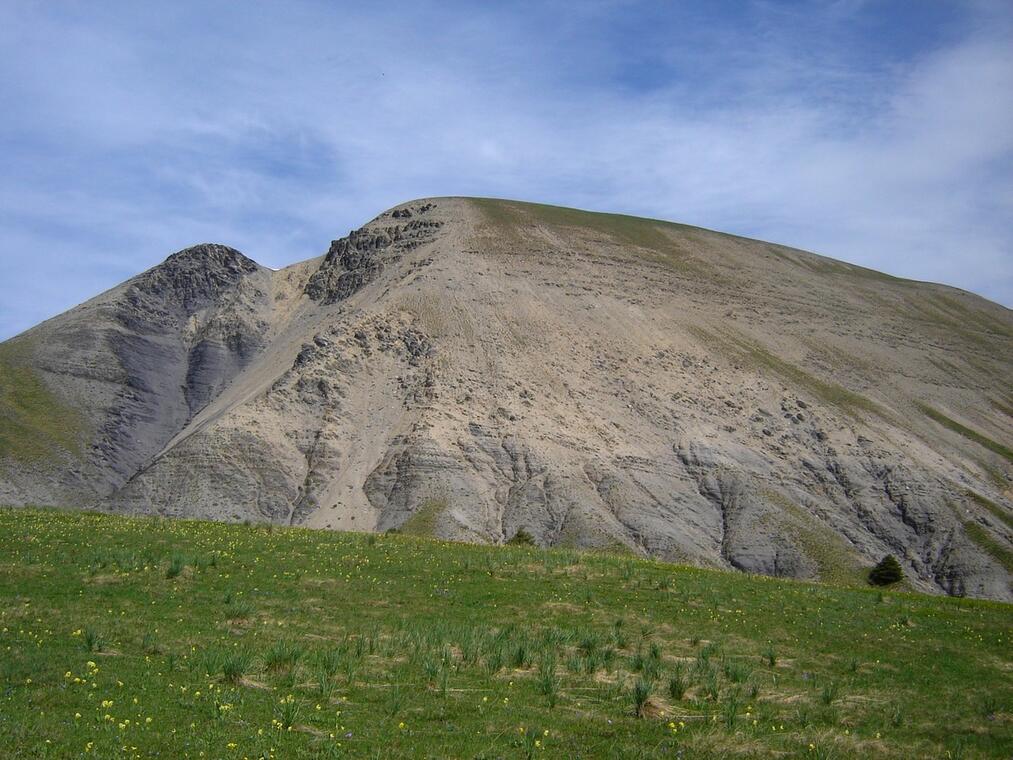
[1,198,1010,598]
[0,508,1009,758]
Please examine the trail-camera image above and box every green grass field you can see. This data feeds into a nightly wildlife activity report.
[1,508,1009,759]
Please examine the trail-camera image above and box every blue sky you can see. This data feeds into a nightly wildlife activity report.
[1,1,1011,339]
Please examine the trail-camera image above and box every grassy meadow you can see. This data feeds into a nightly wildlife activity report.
[0,507,1009,758]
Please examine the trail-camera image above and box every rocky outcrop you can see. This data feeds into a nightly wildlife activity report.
[305,205,444,304]
[129,244,261,314]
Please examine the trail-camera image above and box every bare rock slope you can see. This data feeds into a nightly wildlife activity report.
[2,198,1011,599]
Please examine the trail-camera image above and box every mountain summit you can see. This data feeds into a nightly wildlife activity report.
[1,198,1010,598]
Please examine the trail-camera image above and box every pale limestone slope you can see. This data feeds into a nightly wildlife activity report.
[1,198,1010,598]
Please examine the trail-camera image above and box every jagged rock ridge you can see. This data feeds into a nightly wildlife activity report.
[1,198,1010,599]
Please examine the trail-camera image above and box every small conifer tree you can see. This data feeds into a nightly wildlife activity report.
[869,554,903,586]
[507,529,536,546]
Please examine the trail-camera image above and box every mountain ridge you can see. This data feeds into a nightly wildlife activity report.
[1,196,1010,599]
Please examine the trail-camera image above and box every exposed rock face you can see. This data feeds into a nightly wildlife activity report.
[0,242,271,500]
[1,198,1010,600]
[304,213,443,304]
[96,244,270,484]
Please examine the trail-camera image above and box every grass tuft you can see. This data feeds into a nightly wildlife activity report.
[631,678,652,718]
[219,651,250,684]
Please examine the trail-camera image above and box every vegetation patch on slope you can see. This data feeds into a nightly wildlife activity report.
[0,507,1009,759]
[399,497,448,536]
[931,295,1013,340]
[689,326,890,423]
[991,397,1013,420]
[962,522,1013,574]
[966,490,1013,531]
[901,296,1013,355]
[762,490,868,587]
[789,250,905,284]
[472,198,683,249]
[0,339,85,461]
[470,198,712,277]
[943,499,1013,576]
[916,402,1013,463]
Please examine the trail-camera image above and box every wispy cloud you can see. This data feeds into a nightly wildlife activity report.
[1,0,1010,338]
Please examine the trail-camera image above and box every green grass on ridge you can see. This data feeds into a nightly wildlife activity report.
[471,198,688,251]
[469,198,715,277]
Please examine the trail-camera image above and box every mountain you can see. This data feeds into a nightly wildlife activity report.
[1,197,1010,599]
